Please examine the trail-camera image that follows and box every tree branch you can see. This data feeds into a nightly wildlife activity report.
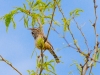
[0,55,22,75]
[51,27,77,50]
[45,0,56,42]
[73,18,89,52]
[39,49,44,75]
[89,65,93,75]
[81,60,88,75]
[89,0,98,67]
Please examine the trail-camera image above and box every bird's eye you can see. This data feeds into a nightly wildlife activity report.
[32,32,34,34]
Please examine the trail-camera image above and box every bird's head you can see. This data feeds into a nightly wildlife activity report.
[28,28,42,39]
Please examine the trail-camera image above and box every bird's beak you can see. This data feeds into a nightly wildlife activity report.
[28,28,33,30]
[28,28,38,31]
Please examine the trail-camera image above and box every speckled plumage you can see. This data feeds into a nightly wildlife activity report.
[29,28,60,63]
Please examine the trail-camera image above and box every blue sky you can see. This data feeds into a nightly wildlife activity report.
[0,0,100,75]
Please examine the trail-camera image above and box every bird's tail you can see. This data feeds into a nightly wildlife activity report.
[49,49,60,63]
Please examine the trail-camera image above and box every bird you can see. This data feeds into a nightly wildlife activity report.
[29,28,60,63]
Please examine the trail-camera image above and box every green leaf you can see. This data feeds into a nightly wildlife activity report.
[31,47,36,58]
[70,11,73,16]
[44,60,55,72]
[93,48,100,66]
[73,60,82,73]
[97,48,100,60]
[1,9,18,31]
[23,3,26,9]
[70,8,83,17]
[31,17,35,27]
[12,18,16,29]
[10,9,18,15]
[48,63,55,72]
[68,71,73,75]
[62,18,70,31]
[44,63,49,71]
[93,54,96,66]
[54,21,61,26]
[17,8,30,15]
[34,0,40,7]
[24,16,29,28]
[27,70,35,75]
[41,17,45,24]
[27,70,31,75]
[4,14,11,26]
[4,14,12,31]
[74,39,77,45]
[45,2,51,9]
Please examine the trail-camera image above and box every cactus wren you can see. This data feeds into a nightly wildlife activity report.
[29,28,60,63]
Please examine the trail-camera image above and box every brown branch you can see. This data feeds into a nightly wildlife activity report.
[0,55,22,75]
[89,0,98,67]
[35,56,40,75]
[93,0,98,51]
[93,0,98,50]
[55,0,65,19]
[37,18,43,33]
[39,49,44,75]
[52,27,100,62]
[89,65,93,75]
[55,0,90,58]
[55,0,100,65]
[35,68,39,75]
[63,36,77,49]
[45,0,56,42]
[55,0,100,75]
[68,27,93,59]
[55,0,83,53]
[52,0,79,50]
[81,59,89,75]
[81,1,99,75]
[52,27,100,61]
[73,18,90,52]
[68,28,81,51]
[51,27,77,50]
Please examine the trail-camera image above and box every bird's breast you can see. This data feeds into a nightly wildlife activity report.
[35,36,52,50]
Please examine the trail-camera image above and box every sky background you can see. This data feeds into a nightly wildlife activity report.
[0,0,100,75]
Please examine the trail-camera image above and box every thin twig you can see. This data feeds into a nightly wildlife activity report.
[37,18,43,31]
[39,50,44,75]
[56,0,100,65]
[52,27,77,50]
[82,1,99,75]
[89,65,93,75]
[35,56,41,75]
[55,0,65,18]
[0,55,22,75]
[68,28,80,51]
[63,36,77,50]
[81,59,88,75]
[68,28,90,58]
[49,70,57,75]
[73,18,90,52]
[89,0,98,67]
[55,0,82,51]
[93,0,98,51]
[93,0,98,52]
[45,0,56,42]
[31,47,36,58]
[35,68,39,75]
[56,0,84,54]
